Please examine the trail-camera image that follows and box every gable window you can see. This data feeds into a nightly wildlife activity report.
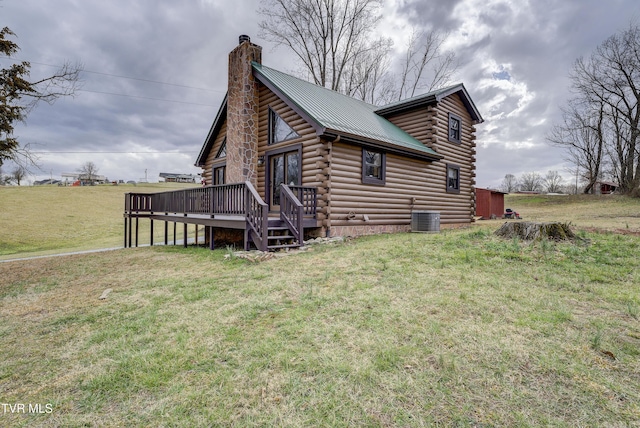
[448,113,461,144]
[216,138,226,158]
[362,148,386,185]
[269,108,300,145]
[446,164,460,193]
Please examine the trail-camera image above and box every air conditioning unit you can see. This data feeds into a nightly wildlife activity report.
[411,211,440,233]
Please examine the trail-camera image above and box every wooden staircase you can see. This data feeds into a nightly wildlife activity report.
[266,220,301,251]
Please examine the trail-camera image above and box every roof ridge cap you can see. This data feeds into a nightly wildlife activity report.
[252,61,377,109]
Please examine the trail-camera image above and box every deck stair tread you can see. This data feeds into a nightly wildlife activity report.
[268,235,295,241]
[267,243,301,250]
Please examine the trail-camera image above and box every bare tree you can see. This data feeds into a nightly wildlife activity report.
[1,27,81,167]
[519,172,543,192]
[396,28,458,101]
[569,23,640,194]
[10,165,26,186]
[258,0,384,92]
[543,170,564,193]
[0,165,7,185]
[500,173,518,193]
[342,37,394,104]
[78,162,99,186]
[547,98,605,194]
[258,0,457,104]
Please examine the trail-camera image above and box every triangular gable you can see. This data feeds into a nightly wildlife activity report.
[195,94,227,167]
[374,83,484,124]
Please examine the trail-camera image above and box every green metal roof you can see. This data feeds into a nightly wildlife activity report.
[252,62,442,160]
[375,83,484,123]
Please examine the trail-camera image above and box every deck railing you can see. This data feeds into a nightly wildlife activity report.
[280,185,304,246]
[288,186,317,218]
[245,182,269,251]
[125,183,247,216]
[125,182,317,251]
[125,193,153,213]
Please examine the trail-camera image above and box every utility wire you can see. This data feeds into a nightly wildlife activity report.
[78,88,219,106]
[31,151,198,154]
[1,55,223,93]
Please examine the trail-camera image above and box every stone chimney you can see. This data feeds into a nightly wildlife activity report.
[226,35,262,186]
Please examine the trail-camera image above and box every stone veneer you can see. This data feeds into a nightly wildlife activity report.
[226,36,262,186]
[329,224,412,237]
[328,223,470,237]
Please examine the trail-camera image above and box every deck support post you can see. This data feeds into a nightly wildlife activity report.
[183,222,188,248]
[150,219,154,247]
[135,217,139,247]
[173,222,177,246]
[164,221,168,246]
[124,218,128,248]
[195,225,198,246]
[128,217,132,248]
[209,227,215,250]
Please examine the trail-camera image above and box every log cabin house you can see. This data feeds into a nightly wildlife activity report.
[124,35,483,251]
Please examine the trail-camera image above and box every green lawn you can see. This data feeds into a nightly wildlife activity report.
[1,222,639,426]
[0,182,197,259]
[1,188,640,425]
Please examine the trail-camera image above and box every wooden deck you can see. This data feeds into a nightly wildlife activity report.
[124,182,318,251]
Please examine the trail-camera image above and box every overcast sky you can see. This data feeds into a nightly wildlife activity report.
[2,0,638,187]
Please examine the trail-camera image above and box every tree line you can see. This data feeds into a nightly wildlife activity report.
[547,23,640,196]
[499,171,575,194]
[0,161,99,186]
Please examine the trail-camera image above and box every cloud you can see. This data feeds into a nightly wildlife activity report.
[2,0,637,189]
[393,0,636,187]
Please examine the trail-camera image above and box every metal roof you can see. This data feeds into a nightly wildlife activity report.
[252,62,442,160]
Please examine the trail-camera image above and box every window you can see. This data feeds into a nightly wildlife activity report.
[362,148,386,185]
[215,139,226,158]
[269,108,300,145]
[213,165,225,185]
[446,164,460,193]
[448,113,461,144]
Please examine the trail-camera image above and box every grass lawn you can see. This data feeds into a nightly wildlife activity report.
[0,183,198,259]
[1,189,639,426]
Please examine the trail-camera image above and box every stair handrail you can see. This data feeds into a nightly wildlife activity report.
[280,184,304,246]
[244,181,268,251]
[287,185,317,218]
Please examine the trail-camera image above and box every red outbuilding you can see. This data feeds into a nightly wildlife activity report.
[475,188,507,219]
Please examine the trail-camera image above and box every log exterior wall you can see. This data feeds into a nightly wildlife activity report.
[202,120,227,186]
[327,93,477,237]
[201,77,477,238]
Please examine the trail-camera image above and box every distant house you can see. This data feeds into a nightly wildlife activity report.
[34,179,61,186]
[61,172,107,185]
[124,35,484,251]
[159,173,198,183]
[596,181,618,195]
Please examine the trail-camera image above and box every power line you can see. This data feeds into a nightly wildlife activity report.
[1,55,223,93]
[32,151,198,154]
[78,88,219,106]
